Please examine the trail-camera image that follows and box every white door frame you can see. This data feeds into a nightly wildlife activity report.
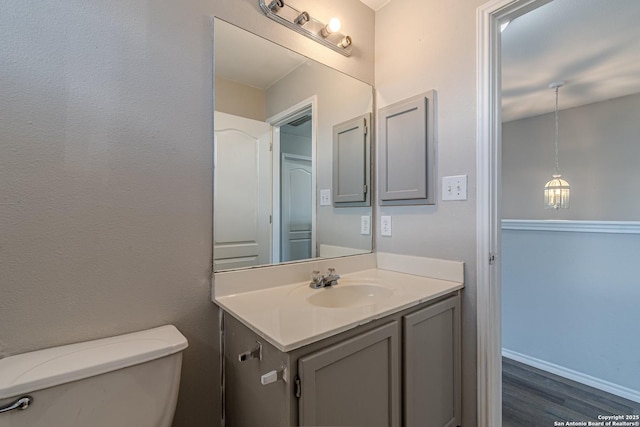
[476,0,551,425]
[267,96,318,263]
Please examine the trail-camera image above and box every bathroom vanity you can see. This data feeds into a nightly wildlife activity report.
[215,260,463,427]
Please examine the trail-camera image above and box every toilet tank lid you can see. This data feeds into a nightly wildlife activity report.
[0,325,188,400]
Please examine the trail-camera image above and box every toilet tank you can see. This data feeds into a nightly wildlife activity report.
[0,325,188,427]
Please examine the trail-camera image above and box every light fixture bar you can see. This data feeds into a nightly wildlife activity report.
[258,0,353,57]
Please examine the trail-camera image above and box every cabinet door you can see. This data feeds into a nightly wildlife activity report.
[298,322,400,427]
[403,296,461,427]
[332,113,371,206]
[378,91,435,205]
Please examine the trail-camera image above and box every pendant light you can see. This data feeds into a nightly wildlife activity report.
[544,81,570,209]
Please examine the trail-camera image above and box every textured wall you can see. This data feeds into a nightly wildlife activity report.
[503,92,640,220]
[374,0,486,424]
[0,1,374,427]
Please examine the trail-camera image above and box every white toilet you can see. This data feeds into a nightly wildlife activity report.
[0,325,188,427]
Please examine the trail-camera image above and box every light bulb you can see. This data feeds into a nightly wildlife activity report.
[322,17,341,37]
[328,17,341,32]
[294,11,309,25]
[338,36,352,48]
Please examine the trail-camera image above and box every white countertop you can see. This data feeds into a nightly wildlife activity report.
[215,268,463,352]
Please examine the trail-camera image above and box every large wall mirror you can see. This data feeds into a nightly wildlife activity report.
[213,18,373,272]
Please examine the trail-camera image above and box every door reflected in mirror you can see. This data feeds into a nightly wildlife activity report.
[213,18,373,272]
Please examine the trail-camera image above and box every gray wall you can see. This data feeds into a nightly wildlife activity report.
[502,227,640,394]
[266,61,374,252]
[503,92,640,220]
[0,1,373,427]
[374,0,486,424]
[501,91,640,401]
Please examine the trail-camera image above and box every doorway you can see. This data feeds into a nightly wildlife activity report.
[268,97,317,264]
[279,115,313,262]
[478,0,640,425]
[478,2,565,423]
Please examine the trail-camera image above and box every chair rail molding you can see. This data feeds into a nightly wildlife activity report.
[502,219,640,234]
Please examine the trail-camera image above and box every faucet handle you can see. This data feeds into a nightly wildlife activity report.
[325,268,340,286]
[310,270,324,289]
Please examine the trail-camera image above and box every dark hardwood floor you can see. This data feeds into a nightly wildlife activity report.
[503,357,640,427]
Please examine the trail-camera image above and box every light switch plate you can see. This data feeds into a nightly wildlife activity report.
[442,175,468,201]
[381,216,392,236]
[320,189,331,206]
[360,216,371,235]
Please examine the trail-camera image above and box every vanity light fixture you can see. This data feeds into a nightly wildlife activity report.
[294,11,310,26]
[267,0,284,12]
[258,0,353,57]
[543,81,571,209]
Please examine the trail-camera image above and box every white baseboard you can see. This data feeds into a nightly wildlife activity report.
[502,348,640,404]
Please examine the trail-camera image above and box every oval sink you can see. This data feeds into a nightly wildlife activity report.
[307,284,393,309]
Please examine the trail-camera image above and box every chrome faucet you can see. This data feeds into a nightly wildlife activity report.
[309,268,340,289]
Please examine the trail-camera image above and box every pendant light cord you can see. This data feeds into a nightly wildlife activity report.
[554,86,560,175]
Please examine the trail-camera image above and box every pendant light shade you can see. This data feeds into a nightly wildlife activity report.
[544,81,570,209]
[544,174,570,209]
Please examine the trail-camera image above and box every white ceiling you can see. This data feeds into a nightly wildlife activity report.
[501,0,640,122]
[359,0,391,11]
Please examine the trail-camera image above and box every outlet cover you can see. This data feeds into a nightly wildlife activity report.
[360,216,371,235]
[442,175,468,201]
[320,189,331,206]
[381,216,392,236]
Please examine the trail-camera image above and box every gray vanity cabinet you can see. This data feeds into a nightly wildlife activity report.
[222,292,460,427]
[223,314,295,426]
[403,296,461,427]
[298,322,400,427]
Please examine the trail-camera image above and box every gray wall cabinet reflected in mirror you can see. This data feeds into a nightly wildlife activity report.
[213,18,374,271]
[333,113,371,207]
